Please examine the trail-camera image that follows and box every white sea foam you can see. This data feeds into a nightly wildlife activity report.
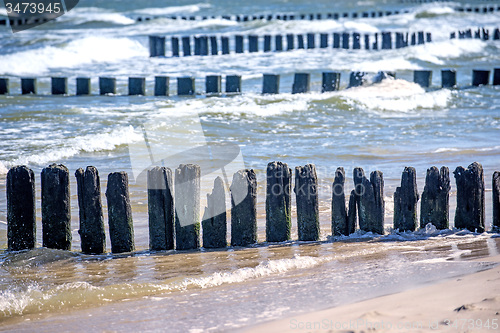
[4,126,143,168]
[63,7,135,25]
[0,36,147,75]
[133,4,211,16]
[0,161,8,175]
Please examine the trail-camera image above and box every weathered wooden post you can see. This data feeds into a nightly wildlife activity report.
[41,164,71,250]
[249,35,259,52]
[287,34,295,50]
[292,73,310,94]
[202,177,227,248]
[472,70,490,86]
[372,33,378,49]
[155,76,169,96]
[156,36,165,56]
[493,172,500,231]
[331,167,348,236]
[206,75,222,94]
[182,36,191,56]
[364,35,370,50]
[235,35,244,53]
[76,77,91,95]
[75,166,105,254]
[51,77,67,95]
[99,77,116,95]
[264,35,271,52]
[7,166,36,251]
[395,32,404,48]
[262,74,280,94]
[295,164,319,241]
[147,166,174,251]
[414,70,432,88]
[174,164,201,250]
[275,34,283,51]
[106,172,135,253]
[230,169,257,246]
[266,161,291,242]
[426,33,432,43]
[420,166,450,229]
[393,167,419,232]
[307,33,315,49]
[210,36,218,55]
[493,68,500,86]
[149,36,157,57]
[348,72,365,88]
[322,72,340,92]
[441,70,457,88]
[177,77,195,95]
[0,78,8,95]
[352,33,361,49]
[418,31,424,44]
[128,77,146,96]
[353,168,385,234]
[347,190,357,234]
[226,75,242,94]
[200,36,208,55]
[21,78,36,94]
[410,33,416,45]
[194,36,201,55]
[454,162,485,232]
[172,37,180,57]
[381,32,392,49]
[320,33,328,48]
[297,34,305,49]
[342,32,349,49]
[333,33,340,48]
[221,36,230,54]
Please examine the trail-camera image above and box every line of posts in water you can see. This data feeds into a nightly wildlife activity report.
[148,31,433,57]
[1,68,499,97]
[5,162,500,254]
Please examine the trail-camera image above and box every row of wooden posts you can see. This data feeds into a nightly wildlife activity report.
[5,162,500,254]
[148,31,432,57]
[131,4,500,24]
[1,68,499,97]
[450,27,500,40]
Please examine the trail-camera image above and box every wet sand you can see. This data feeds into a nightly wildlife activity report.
[243,254,500,333]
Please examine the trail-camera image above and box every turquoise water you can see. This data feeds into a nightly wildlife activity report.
[0,0,500,331]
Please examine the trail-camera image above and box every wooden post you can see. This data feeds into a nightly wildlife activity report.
[221,36,230,54]
[441,70,457,88]
[172,37,180,57]
[295,164,319,241]
[266,161,291,242]
[307,33,315,49]
[333,33,340,48]
[414,70,432,88]
[353,168,385,234]
[297,34,305,49]
[342,32,349,49]
[206,75,222,95]
[230,170,257,246]
[235,35,244,53]
[262,74,280,94]
[420,166,450,229]
[493,171,500,231]
[320,33,328,48]
[287,34,295,50]
[99,77,116,95]
[322,72,340,92]
[393,167,419,232]
[202,177,227,248]
[352,33,361,49]
[128,77,146,96]
[275,34,283,51]
[0,78,8,95]
[7,166,36,251]
[347,190,357,234]
[106,172,135,253]
[249,35,259,52]
[174,164,201,250]
[177,77,195,95]
[182,36,191,56]
[331,167,348,236]
[292,73,310,94]
[154,76,169,96]
[75,166,105,254]
[21,78,36,94]
[41,164,71,250]
[454,162,485,232]
[226,75,242,94]
[76,77,91,95]
[51,77,67,95]
[472,70,490,86]
[264,35,271,52]
[210,36,218,55]
[147,166,174,251]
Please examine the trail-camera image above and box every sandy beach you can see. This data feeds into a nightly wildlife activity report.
[244,255,500,333]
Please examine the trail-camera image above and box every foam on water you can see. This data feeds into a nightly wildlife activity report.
[0,36,147,75]
[2,125,143,168]
[63,7,136,25]
[132,3,211,16]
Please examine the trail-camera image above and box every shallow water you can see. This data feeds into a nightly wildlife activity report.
[0,0,500,331]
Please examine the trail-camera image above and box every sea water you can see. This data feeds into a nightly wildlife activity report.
[0,0,499,331]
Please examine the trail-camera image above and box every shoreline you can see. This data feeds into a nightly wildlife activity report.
[242,254,500,333]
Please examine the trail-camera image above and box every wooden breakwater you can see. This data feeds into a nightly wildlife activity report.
[1,68,499,97]
[148,31,433,57]
[5,162,500,254]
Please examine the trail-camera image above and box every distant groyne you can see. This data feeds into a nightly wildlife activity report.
[1,68,499,97]
[5,162,500,254]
